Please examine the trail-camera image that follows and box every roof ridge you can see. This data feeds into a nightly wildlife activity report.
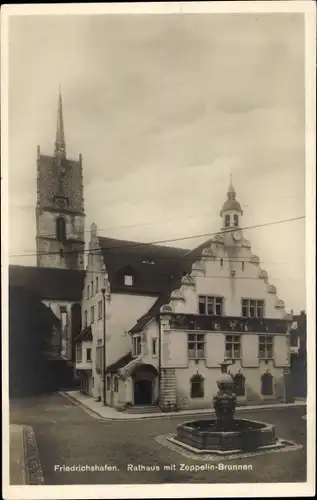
[98,235,190,252]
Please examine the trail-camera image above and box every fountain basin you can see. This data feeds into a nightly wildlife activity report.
[176,419,277,452]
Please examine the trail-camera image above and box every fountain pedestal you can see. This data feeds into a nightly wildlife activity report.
[173,367,280,455]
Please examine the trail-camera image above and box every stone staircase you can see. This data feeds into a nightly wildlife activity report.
[160,368,177,407]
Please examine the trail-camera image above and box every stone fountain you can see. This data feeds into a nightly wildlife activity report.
[171,364,283,455]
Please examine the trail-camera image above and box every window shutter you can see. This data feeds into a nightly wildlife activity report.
[273,335,289,367]
[241,334,259,367]
[205,333,225,367]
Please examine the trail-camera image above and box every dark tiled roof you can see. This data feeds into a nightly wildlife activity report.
[106,352,134,373]
[9,265,85,302]
[99,236,190,295]
[129,240,213,334]
[75,326,92,343]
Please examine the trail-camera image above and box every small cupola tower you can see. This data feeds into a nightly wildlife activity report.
[220,177,243,231]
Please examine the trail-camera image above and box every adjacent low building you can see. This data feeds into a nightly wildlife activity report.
[75,181,294,410]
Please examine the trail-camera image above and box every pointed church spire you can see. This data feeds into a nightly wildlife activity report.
[55,87,66,158]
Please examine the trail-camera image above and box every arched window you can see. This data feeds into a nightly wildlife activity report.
[233,373,245,397]
[190,374,204,398]
[233,214,239,227]
[224,214,230,227]
[261,372,274,396]
[56,216,66,242]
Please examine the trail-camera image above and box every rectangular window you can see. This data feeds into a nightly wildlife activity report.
[96,276,99,293]
[106,376,111,391]
[98,300,102,320]
[225,335,241,359]
[198,296,223,316]
[60,307,68,329]
[259,335,273,359]
[152,338,157,356]
[124,275,133,286]
[90,305,95,324]
[132,335,142,356]
[242,299,265,318]
[95,345,104,374]
[87,285,90,300]
[114,377,118,393]
[86,348,92,362]
[188,333,205,359]
[91,281,94,297]
[84,310,88,328]
[76,343,82,363]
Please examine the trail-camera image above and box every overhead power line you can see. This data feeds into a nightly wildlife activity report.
[29,194,297,241]
[9,215,305,259]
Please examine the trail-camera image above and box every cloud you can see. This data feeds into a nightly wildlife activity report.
[7,12,306,310]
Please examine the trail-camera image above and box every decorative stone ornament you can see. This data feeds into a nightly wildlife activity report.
[267,284,277,294]
[275,298,285,309]
[202,247,214,258]
[241,239,251,248]
[259,269,269,281]
[170,289,185,301]
[160,305,173,313]
[181,274,195,286]
[251,254,260,264]
[213,234,224,244]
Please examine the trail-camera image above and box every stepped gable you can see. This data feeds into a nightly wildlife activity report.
[98,236,189,295]
[9,265,85,302]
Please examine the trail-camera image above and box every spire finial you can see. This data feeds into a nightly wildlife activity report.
[55,86,66,157]
[227,172,235,198]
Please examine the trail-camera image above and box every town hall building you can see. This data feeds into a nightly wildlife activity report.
[75,179,294,411]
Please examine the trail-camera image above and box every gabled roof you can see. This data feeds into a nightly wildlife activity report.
[99,236,190,295]
[9,265,85,302]
[106,352,134,373]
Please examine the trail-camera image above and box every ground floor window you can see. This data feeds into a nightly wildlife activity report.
[190,374,204,398]
[106,376,111,391]
[261,372,274,396]
[233,373,245,396]
[225,335,241,359]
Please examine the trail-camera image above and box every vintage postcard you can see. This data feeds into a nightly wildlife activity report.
[1,1,316,499]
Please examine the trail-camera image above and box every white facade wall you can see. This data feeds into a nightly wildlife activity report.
[81,233,159,399]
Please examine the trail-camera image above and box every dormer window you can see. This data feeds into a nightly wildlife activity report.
[117,266,136,287]
[124,275,133,286]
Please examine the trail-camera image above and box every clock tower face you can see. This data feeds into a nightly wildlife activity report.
[232,230,242,242]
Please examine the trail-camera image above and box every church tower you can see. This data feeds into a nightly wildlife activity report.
[36,90,85,270]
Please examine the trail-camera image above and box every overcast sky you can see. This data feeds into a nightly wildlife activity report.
[8,12,306,311]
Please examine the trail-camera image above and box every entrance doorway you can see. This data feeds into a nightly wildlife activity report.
[134,379,152,405]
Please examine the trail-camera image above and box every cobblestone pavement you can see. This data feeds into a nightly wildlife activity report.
[10,393,307,485]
